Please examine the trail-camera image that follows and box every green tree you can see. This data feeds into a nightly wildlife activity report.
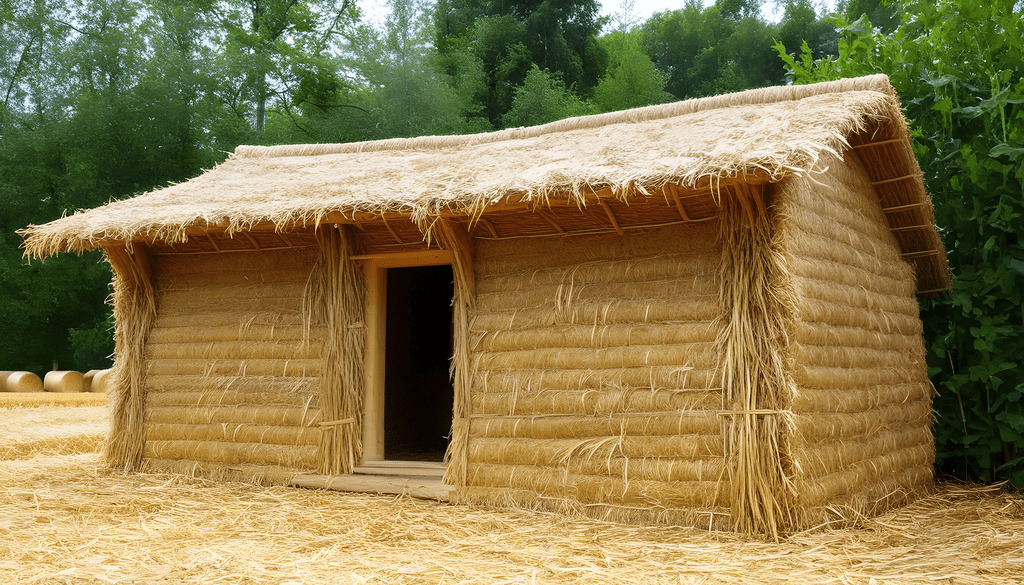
[502,65,595,128]
[434,0,605,127]
[777,0,1024,485]
[594,31,672,112]
[640,0,785,100]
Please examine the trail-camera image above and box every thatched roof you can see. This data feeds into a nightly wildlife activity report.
[20,74,950,293]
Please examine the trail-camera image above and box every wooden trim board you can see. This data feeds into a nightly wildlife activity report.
[291,474,454,501]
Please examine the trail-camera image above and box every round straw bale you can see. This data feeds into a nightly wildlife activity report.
[0,371,15,391]
[6,371,44,392]
[91,368,112,394]
[43,370,85,393]
[83,369,102,393]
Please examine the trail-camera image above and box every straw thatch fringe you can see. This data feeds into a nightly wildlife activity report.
[304,226,365,475]
[432,219,476,487]
[104,245,157,471]
[716,184,796,537]
[233,75,895,160]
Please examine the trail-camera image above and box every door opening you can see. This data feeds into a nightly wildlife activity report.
[383,265,455,462]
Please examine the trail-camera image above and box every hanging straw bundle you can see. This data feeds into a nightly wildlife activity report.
[304,226,365,475]
[716,183,796,538]
[104,245,157,471]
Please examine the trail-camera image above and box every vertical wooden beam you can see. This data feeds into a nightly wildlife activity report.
[362,261,387,462]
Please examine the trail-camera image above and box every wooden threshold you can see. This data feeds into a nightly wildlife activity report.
[291,461,451,501]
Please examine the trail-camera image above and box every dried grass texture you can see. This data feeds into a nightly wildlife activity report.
[0,406,106,459]
[0,453,1021,584]
[0,392,108,407]
[2,406,1022,584]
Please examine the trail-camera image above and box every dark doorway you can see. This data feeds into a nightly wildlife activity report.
[383,265,455,461]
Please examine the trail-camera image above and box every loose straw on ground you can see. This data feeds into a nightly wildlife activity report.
[1,405,1022,585]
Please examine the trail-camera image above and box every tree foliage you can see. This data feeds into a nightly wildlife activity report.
[777,0,1024,486]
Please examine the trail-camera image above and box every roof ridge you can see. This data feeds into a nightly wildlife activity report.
[233,75,895,160]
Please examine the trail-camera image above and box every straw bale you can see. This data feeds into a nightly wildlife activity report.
[156,280,309,306]
[472,387,722,415]
[140,458,303,485]
[470,434,723,463]
[83,369,100,392]
[145,439,319,469]
[790,381,931,412]
[474,223,720,272]
[790,343,917,370]
[147,324,317,345]
[146,422,320,446]
[147,404,320,427]
[474,343,719,371]
[791,364,925,389]
[4,371,43,392]
[156,245,317,273]
[0,370,14,390]
[43,370,85,393]
[155,265,316,291]
[469,441,726,483]
[145,358,321,377]
[455,486,733,530]
[796,278,920,318]
[792,321,922,350]
[471,297,719,331]
[470,412,721,438]
[796,297,922,334]
[792,426,933,480]
[145,379,318,407]
[476,277,717,310]
[793,447,934,510]
[472,321,717,353]
[145,340,318,361]
[791,400,931,442]
[467,463,726,509]
[153,310,305,330]
[471,365,720,394]
[475,252,719,295]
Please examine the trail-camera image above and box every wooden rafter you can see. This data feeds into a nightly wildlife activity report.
[205,234,220,252]
[478,217,500,239]
[599,200,624,235]
[381,216,404,244]
[242,232,261,250]
[536,210,565,234]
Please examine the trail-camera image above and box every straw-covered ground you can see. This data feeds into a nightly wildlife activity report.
[1,403,1022,584]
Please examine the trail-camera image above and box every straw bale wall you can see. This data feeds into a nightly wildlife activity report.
[777,153,934,525]
[141,245,325,479]
[462,223,728,527]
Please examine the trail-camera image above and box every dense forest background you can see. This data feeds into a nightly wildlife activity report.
[1,0,1021,485]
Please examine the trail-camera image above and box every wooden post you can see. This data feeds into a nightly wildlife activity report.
[362,261,387,462]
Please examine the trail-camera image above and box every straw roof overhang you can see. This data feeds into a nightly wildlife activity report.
[20,74,950,294]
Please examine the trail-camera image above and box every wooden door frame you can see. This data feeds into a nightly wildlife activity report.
[355,249,456,463]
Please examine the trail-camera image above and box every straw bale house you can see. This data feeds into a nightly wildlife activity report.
[21,75,949,535]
